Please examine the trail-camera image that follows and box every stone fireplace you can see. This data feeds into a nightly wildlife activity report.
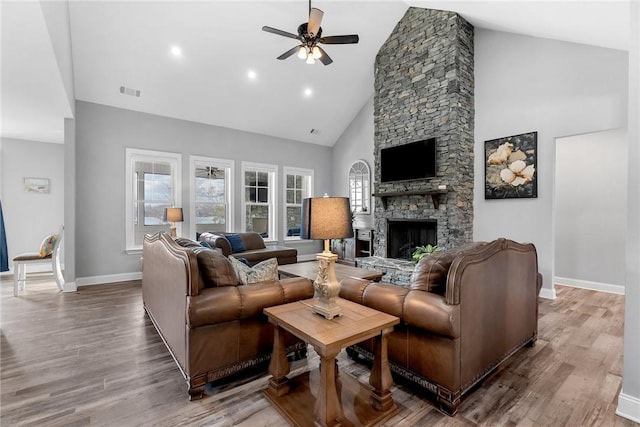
[372,7,475,258]
[387,219,437,259]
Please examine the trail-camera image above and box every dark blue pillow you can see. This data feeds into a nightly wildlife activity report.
[200,241,212,249]
[225,233,246,253]
[237,257,251,266]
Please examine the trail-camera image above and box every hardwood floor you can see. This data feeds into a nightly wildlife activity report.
[1,274,636,426]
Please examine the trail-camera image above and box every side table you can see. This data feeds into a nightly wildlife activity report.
[263,298,399,427]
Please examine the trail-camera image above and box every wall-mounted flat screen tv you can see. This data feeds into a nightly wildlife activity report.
[380,138,436,183]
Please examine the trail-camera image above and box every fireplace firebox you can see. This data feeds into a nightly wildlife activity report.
[386,219,437,260]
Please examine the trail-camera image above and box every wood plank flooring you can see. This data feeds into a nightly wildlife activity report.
[1,274,636,426]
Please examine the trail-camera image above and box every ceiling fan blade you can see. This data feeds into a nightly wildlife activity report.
[307,8,324,37]
[262,26,300,41]
[316,46,333,66]
[277,45,300,60]
[319,34,359,44]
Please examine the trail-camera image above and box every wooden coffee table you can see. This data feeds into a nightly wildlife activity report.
[264,298,399,427]
[278,261,383,283]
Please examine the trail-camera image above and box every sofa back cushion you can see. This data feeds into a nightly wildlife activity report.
[410,250,459,294]
[410,242,486,294]
[194,248,238,287]
[237,232,266,251]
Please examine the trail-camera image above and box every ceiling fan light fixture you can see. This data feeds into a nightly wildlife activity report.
[297,46,307,59]
[312,46,322,59]
[306,52,315,64]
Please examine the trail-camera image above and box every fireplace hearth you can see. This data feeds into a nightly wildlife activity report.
[387,219,437,260]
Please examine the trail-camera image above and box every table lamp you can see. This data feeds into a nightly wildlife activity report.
[164,207,183,238]
[301,195,353,319]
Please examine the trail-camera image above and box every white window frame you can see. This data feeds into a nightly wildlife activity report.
[125,148,181,252]
[241,161,278,243]
[189,156,235,239]
[283,166,314,241]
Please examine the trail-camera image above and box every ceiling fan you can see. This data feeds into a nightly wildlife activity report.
[262,0,359,65]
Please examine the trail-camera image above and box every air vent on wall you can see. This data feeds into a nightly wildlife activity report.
[119,86,141,97]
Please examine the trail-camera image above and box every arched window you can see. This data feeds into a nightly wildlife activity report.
[348,160,371,215]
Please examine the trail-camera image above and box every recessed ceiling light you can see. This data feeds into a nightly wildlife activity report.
[170,46,182,56]
[304,88,313,97]
[247,70,257,80]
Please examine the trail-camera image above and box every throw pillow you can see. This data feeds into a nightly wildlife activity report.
[38,234,58,258]
[225,233,246,253]
[229,256,278,285]
[200,241,213,249]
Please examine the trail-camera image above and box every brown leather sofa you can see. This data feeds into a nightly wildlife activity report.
[199,232,297,266]
[142,233,314,400]
[339,238,542,415]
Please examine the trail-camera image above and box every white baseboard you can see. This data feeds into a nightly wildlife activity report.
[554,276,625,295]
[538,286,556,300]
[76,272,142,287]
[617,391,640,423]
[297,254,317,262]
[62,281,77,292]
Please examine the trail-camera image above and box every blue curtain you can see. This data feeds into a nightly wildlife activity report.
[0,200,8,272]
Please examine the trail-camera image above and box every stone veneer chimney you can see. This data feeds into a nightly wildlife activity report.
[373,7,474,256]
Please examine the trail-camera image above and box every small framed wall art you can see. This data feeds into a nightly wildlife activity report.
[484,131,537,199]
[23,177,50,194]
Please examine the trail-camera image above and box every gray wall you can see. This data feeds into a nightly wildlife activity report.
[474,29,628,297]
[554,129,627,292]
[75,101,329,280]
[331,96,375,230]
[0,138,65,269]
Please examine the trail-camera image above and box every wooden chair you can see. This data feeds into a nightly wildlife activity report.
[13,225,64,296]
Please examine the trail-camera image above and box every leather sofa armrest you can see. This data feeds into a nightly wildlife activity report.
[363,283,409,319]
[187,287,241,328]
[339,277,373,304]
[280,277,314,303]
[200,232,232,256]
[404,290,460,339]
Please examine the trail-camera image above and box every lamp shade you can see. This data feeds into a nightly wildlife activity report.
[301,197,353,240]
[164,207,183,222]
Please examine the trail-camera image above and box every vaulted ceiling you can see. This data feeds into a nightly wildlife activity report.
[0,1,631,146]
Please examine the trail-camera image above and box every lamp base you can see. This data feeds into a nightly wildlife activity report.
[170,224,177,238]
[312,251,342,320]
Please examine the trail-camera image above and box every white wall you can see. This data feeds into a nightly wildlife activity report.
[75,101,329,281]
[0,138,64,271]
[331,96,375,230]
[554,128,627,293]
[474,29,628,297]
[39,0,75,116]
[618,0,640,421]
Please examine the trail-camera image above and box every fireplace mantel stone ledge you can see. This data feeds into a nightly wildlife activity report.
[357,256,415,287]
